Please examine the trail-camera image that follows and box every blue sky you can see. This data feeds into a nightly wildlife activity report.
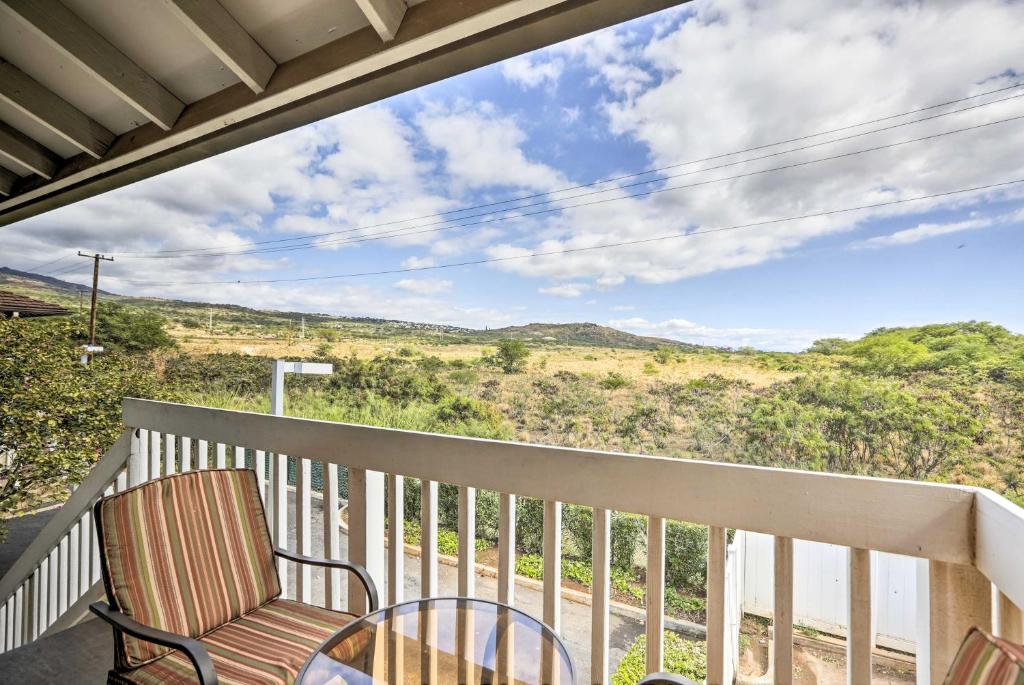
[7,0,1024,350]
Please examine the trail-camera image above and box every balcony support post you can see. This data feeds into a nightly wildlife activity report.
[348,467,385,614]
[996,591,1024,643]
[926,561,991,685]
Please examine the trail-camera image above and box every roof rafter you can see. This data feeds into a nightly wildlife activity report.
[0,0,689,227]
[0,0,186,131]
[163,0,277,93]
[0,121,58,179]
[0,59,115,159]
[354,0,407,42]
[0,167,16,196]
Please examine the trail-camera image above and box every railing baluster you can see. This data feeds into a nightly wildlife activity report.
[848,547,872,684]
[91,501,102,585]
[149,431,161,479]
[57,535,69,615]
[387,474,404,606]
[28,569,38,641]
[323,461,341,610]
[498,493,516,606]
[591,508,611,685]
[164,433,176,475]
[543,500,561,630]
[270,452,288,590]
[46,548,58,627]
[707,525,728,685]
[646,516,665,674]
[215,443,226,469]
[773,536,794,685]
[67,522,80,602]
[996,590,1024,642]
[928,561,991,682]
[347,468,385,614]
[179,436,192,471]
[420,479,438,598]
[38,557,49,633]
[296,457,312,603]
[233,445,245,468]
[80,511,92,595]
[255,450,266,501]
[131,429,148,485]
[458,486,476,598]
[1,602,7,652]
[197,439,209,469]
[12,586,22,649]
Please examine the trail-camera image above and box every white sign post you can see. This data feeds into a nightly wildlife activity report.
[268,360,333,595]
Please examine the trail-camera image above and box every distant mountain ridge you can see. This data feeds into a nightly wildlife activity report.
[0,266,707,350]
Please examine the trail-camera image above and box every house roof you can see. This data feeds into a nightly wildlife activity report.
[0,0,686,227]
[0,290,71,317]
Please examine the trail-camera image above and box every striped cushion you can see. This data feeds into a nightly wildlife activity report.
[110,599,363,685]
[944,627,1024,684]
[99,469,281,668]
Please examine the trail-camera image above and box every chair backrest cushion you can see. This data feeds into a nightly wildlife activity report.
[944,627,1024,684]
[98,468,281,668]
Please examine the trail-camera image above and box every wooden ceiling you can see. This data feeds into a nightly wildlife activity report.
[0,0,685,227]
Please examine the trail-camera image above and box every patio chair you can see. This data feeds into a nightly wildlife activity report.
[88,468,378,685]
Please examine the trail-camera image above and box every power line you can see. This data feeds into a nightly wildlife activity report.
[116,110,1024,260]
[120,178,1024,286]
[112,81,1024,258]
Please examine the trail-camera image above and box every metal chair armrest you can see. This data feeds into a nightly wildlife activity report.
[89,601,218,685]
[273,548,380,612]
[638,674,699,685]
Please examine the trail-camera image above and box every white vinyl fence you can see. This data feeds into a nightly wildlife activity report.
[737,531,918,653]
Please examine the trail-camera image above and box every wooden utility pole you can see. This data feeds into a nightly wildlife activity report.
[77,251,113,364]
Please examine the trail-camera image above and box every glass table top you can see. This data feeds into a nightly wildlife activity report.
[297,597,575,685]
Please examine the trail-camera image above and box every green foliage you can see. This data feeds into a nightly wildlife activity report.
[93,302,175,353]
[665,520,709,593]
[163,353,270,395]
[654,347,676,364]
[599,371,630,390]
[612,633,707,685]
[611,513,646,572]
[0,318,161,539]
[515,553,544,579]
[493,339,531,374]
[740,373,984,478]
[611,568,645,602]
[666,588,706,617]
[618,402,671,453]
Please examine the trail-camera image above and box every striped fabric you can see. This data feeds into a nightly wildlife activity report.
[99,469,281,669]
[110,599,363,685]
[944,627,1024,684]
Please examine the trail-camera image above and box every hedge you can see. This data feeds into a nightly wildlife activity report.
[612,632,706,685]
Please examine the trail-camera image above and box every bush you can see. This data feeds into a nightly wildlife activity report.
[93,302,175,353]
[611,513,646,572]
[516,553,544,579]
[600,372,630,390]
[612,633,706,685]
[494,339,530,374]
[665,520,709,593]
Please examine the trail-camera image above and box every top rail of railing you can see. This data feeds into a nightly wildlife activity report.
[122,398,990,565]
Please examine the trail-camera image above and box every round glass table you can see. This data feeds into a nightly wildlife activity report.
[297,597,575,685]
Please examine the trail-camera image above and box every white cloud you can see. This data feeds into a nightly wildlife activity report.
[394,278,453,295]
[487,0,1024,287]
[611,305,636,312]
[402,256,436,269]
[539,282,591,298]
[417,102,566,192]
[501,55,564,89]
[852,208,1023,249]
[610,317,842,352]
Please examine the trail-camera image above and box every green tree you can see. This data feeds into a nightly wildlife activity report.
[0,318,161,540]
[493,339,530,374]
[93,302,175,353]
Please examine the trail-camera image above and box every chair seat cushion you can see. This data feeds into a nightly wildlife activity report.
[944,627,1024,684]
[110,599,362,685]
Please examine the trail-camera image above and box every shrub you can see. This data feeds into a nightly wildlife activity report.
[611,513,646,572]
[494,339,530,374]
[612,633,706,685]
[93,302,175,353]
[665,520,709,593]
[654,347,676,364]
[600,372,630,390]
[516,553,544,579]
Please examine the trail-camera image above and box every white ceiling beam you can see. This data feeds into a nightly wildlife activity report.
[0,167,16,196]
[0,122,59,179]
[354,0,407,42]
[0,0,185,131]
[0,59,115,159]
[163,0,277,93]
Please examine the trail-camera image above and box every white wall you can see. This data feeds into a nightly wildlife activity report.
[738,531,918,653]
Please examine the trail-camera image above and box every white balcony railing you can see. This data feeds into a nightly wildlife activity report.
[2,397,1023,684]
